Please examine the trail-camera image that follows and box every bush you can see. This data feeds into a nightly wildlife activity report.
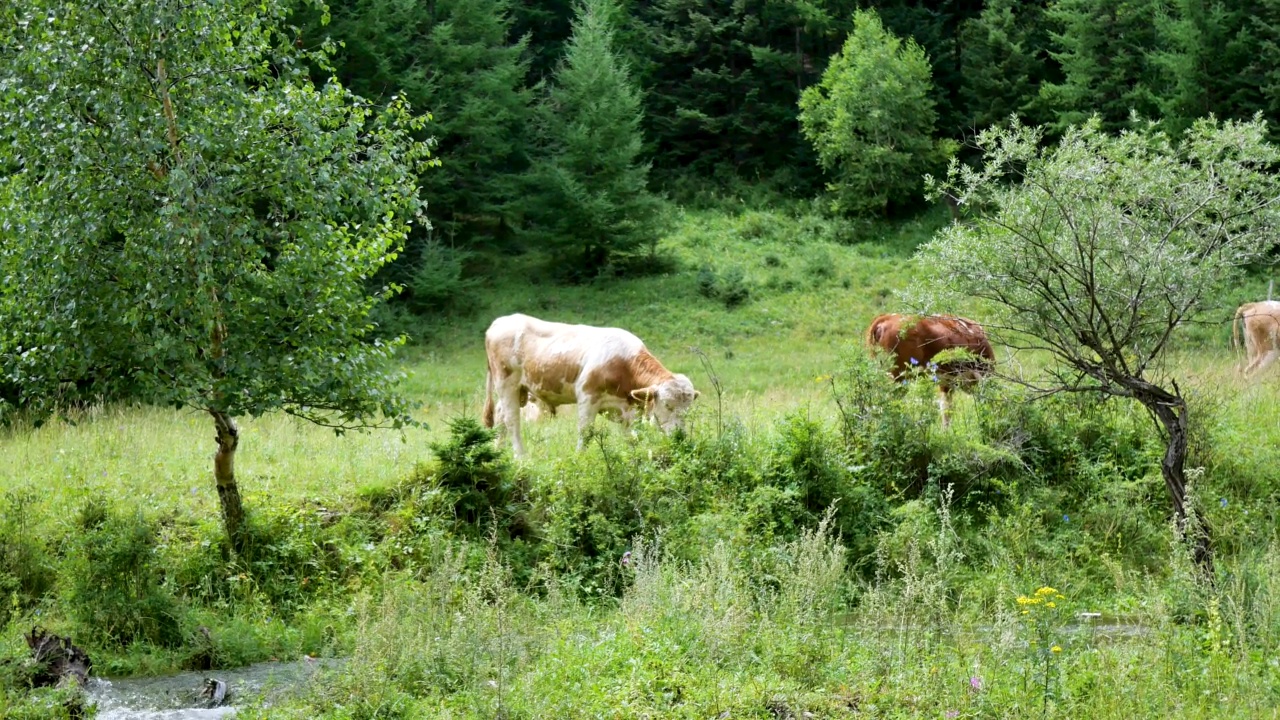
[803,248,835,284]
[695,265,750,308]
[696,264,719,299]
[832,351,936,495]
[63,498,186,648]
[766,413,890,570]
[718,267,750,308]
[430,417,520,533]
[0,490,56,626]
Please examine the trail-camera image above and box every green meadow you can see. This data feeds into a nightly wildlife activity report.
[5,203,1280,718]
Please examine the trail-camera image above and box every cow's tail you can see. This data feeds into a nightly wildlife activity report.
[866,316,888,348]
[482,358,496,428]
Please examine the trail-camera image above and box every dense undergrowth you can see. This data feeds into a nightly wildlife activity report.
[3,202,1280,717]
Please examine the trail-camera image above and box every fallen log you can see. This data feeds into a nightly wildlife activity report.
[25,626,92,688]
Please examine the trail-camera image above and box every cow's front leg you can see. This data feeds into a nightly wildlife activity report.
[576,400,598,451]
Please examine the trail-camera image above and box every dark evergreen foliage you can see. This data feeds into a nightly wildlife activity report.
[958,0,1056,130]
[632,0,857,186]
[868,0,985,137]
[519,0,662,279]
[1039,0,1164,132]
[316,0,534,246]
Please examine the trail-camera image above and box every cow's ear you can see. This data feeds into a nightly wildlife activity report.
[693,390,701,399]
[631,387,655,402]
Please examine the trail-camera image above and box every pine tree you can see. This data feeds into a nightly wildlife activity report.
[319,0,533,245]
[1151,0,1246,132]
[798,9,951,216]
[521,0,661,279]
[958,0,1055,130]
[635,0,848,185]
[1039,0,1163,132]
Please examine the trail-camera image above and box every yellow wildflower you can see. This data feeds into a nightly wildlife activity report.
[1051,645,1062,653]
[1046,601,1056,608]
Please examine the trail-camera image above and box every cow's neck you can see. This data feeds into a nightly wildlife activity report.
[630,350,674,387]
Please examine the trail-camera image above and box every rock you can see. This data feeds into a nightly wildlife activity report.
[201,677,229,707]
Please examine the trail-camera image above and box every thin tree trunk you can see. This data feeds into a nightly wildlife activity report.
[210,409,244,549]
[1136,388,1214,578]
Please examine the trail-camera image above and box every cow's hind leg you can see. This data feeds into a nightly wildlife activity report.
[495,372,526,458]
[937,387,952,428]
[1249,349,1280,378]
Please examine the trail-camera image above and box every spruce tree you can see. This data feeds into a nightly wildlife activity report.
[512,0,577,82]
[522,0,660,279]
[635,0,851,185]
[1151,0,1245,132]
[1039,0,1163,133]
[1146,0,1280,133]
[1229,1,1280,123]
[958,0,1055,130]
[868,0,983,138]
[319,0,533,245]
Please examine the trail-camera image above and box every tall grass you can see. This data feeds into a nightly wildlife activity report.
[238,511,1280,719]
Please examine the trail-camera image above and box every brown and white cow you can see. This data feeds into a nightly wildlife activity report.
[482,314,699,457]
[866,313,996,426]
[1233,301,1280,376]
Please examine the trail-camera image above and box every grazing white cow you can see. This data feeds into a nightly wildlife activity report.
[1233,301,1280,376]
[482,313,699,457]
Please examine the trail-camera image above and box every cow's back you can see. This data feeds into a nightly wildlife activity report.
[867,313,994,377]
[485,313,649,406]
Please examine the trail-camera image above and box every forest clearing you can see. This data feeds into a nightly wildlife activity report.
[6,204,1280,718]
[6,0,1280,716]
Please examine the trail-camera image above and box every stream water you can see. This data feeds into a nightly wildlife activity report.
[85,658,340,719]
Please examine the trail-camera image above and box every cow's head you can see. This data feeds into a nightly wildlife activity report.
[630,374,699,432]
[931,347,995,390]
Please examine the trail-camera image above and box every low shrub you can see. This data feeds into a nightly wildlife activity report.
[429,417,519,532]
[695,264,750,308]
[0,490,56,626]
[766,413,890,569]
[63,498,186,648]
